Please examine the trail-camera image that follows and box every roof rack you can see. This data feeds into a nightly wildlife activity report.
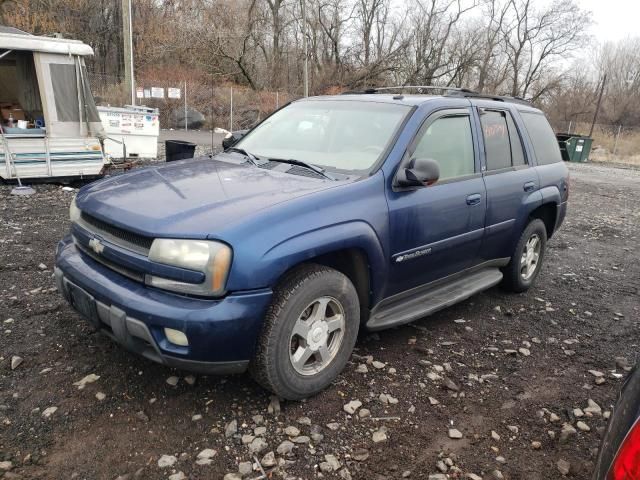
[341,85,532,105]
[342,85,476,95]
[445,90,532,106]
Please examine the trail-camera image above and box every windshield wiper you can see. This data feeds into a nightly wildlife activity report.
[226,147,267,166]
[268,158,336,181]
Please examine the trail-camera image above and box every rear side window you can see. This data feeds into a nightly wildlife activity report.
[520,111,562,165]
[480,111,511,170]
[413,115,475,181]
[480,110,527,170]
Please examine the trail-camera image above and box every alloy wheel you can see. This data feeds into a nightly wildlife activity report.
[520,234,541,280]
[289,296,346,376]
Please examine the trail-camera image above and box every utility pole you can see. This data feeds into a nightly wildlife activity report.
[302,0,308,97]
[122,0,135,106]
[184,81,188,132]
[589,74,607,138]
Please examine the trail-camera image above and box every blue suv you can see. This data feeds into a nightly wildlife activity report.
[55,89,569,399]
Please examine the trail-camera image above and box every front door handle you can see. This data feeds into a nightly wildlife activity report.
[524,181,536,192]
[466,193,481,206]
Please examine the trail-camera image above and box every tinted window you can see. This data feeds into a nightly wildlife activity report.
[413,115,474,181]
[520,111,562,165]
[480,111,511,170]
[507,114,526,166]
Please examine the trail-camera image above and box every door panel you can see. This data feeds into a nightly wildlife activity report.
[476,107,540,261]
[387,177,487,294]
[480,168,540,261]
[386,109,486,296]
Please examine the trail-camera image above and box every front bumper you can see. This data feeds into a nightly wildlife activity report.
[55,236,272,374]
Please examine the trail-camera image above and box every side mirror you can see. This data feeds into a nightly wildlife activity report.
[222,129,248,150]
[396,158,440,188]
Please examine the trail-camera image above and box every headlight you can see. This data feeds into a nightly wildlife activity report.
[146,239,232,297]
[69,196,81,222]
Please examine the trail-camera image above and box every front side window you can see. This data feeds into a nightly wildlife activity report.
[412,115,475,181]
[236,100,412,173]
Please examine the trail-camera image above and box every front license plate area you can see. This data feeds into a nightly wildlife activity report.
[66,282,100,329]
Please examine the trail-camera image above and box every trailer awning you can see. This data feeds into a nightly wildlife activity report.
[0,31,93,56]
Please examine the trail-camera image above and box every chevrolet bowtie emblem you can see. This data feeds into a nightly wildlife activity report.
[88,237,105,255]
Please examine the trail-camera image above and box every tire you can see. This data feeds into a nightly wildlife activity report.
[250,264,360,400]
[502,218,547,293]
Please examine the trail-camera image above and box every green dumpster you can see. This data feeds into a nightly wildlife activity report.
[555,133,593,162]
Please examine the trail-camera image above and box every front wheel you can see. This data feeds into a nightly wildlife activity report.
[502,219,547,293]
[250,264,360,400]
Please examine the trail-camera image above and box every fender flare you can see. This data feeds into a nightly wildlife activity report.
[538,185,561,206]
[259,221,387,303]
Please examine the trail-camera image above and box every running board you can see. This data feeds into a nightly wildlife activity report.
[367,268,503,331]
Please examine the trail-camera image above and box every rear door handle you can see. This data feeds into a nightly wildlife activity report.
[466,193,481,206]
[524,181,536,192]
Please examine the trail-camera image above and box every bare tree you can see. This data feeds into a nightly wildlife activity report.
[401,0,477,85]
[355,0,386,66]
[502,0,589,100]
[475,0,510,92]
[264,0,286,86]
[316,0,353,67]
[0,0,607,117]
[595,39,640,125]
[192,0,262,89]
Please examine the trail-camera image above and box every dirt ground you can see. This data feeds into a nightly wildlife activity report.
[1,161,638,480]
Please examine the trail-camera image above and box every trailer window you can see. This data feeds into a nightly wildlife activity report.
[50,64,80,122]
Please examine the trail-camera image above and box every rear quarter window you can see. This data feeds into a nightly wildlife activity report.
[520,111,562,165]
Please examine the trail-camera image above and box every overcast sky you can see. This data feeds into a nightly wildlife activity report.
[579,0,639,42]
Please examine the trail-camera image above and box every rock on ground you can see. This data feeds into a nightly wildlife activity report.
[557,459,571,476]
[343,400,362,414]
[157,455,177,468]
[10,356,23,370]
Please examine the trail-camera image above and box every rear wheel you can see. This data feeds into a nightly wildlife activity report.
[502,219,547,293]
[250,264,360,400]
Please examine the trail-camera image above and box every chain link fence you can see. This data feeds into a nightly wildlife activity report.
[88,72,640,165]
[88,72,299,133]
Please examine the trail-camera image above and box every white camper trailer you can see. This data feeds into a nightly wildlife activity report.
[0,27,106,181]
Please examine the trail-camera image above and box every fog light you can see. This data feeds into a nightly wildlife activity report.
[164,328,189,347]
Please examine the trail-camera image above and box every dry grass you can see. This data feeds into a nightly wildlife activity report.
[568,122,640,166]
[590,151,640,167]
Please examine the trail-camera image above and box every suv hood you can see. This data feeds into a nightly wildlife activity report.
[76,157,344,237]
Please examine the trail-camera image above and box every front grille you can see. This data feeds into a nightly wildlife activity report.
[76,242,145,283]
[79,212,153,255]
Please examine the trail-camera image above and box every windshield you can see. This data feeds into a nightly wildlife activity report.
[235,100,411,173]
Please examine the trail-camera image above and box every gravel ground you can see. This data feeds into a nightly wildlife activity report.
[0,161,638,480]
